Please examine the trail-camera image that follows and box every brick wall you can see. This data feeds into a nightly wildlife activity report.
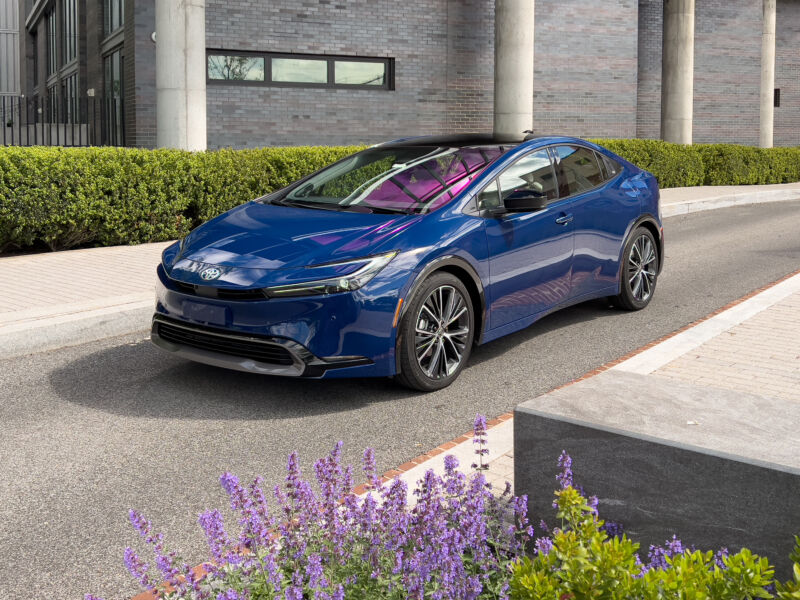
[693,0,762,145]
[775,0,800,146]
[125,0,156,148]
[636,0,661,139]
[534,0,639,139]
[205,0,451,148]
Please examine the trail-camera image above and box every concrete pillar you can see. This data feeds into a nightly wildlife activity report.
[155,0,206,151]
[759,0,777,148]
[660,0,694,145]
[493,0,534,140]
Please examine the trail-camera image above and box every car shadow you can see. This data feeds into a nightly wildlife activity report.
[49,298,613,420]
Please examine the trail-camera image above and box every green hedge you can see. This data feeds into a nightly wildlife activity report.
[0,145,363,252]
[1,141,798,252]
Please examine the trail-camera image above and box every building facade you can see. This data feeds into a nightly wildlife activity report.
[11,0,800,149]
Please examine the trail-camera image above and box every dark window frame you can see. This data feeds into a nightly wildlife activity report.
[548,145,612,200]
[206,49,395,91]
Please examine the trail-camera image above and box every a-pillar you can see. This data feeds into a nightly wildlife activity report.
[759,0,777,148]
[660,0,695,145]
[155,0,207,151]
[493,0,534,140]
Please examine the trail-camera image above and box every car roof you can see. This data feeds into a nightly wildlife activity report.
[378,132,584,148]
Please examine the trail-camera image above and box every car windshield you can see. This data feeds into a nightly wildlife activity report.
[275,145,506,214]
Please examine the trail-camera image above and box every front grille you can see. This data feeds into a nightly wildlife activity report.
[173,281,267,301]
[156,320,295,365]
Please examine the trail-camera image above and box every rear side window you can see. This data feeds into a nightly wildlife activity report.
[601,154,622,179]
[552,145,605,197]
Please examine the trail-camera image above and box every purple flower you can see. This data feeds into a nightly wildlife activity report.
[471,414,489,470]
[305,553,328,589]
[714,547,729,569]
[362,447,381,490]
[123,547,152,590]
[198,509,231,563]
[601,521,624,538]
[534,536,553,556]
[556,450,573,489]
[216,591,241,600]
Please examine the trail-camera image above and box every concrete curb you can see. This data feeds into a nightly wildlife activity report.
[0,301,152,360]
[661,186,800,217]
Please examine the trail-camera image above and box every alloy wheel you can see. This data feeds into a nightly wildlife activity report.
[627,235,657,302]
[414,285,470,379]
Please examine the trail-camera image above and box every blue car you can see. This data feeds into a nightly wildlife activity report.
[152,134,663,391]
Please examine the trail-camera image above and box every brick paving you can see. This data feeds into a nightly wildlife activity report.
[654,290,800,402]
[0,242,170,325]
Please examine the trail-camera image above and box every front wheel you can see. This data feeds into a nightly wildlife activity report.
[614,227,659,311]
[395,272,475,392]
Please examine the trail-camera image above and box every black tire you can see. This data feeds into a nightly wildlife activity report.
[614,226,659,311]
[395,272,475,392]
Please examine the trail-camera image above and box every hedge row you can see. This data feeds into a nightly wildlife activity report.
[1,140,799,252]
[0,145,364,252]
[592,138,800,188]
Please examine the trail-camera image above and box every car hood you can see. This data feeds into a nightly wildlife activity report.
[166,201,420,287]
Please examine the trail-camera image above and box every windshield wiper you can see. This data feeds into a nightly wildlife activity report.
[274,198,345,211]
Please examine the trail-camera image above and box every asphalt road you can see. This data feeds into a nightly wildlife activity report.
[2,201,799,600]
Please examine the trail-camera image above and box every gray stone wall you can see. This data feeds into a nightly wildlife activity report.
[775,0,800,146]
[533,0,639,139]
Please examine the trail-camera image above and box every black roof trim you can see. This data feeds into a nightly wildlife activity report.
[379,132,573,148]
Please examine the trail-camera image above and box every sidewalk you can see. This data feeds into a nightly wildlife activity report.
[0,182,799,358]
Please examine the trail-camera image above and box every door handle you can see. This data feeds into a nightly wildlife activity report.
[555,213,573,225]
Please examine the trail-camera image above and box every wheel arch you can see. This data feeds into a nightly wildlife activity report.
[394,255,487,375]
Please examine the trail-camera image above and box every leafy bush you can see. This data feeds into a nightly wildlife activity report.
[2,141,800,253]
[591,138,706,188]
[0,145,362,252]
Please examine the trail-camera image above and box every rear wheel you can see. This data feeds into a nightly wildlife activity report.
[614,226,659,311]
[395,272,474,391]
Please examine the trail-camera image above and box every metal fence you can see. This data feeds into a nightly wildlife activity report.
[0,95,125,147]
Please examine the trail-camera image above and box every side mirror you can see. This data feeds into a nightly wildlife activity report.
[503,189,549,212]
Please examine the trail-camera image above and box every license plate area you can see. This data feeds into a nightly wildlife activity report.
[182,300,229,326]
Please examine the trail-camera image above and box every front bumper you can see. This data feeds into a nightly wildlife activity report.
[151,315,372,377]
[152,263,401,377]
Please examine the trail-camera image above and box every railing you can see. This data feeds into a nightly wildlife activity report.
[0,95,125,147]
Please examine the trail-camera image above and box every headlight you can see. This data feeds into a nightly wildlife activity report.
[263,251,398,298]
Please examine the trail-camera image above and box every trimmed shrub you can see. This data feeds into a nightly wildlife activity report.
[0,145,362,252]
[1,141,799,253]
[590,138,706,188]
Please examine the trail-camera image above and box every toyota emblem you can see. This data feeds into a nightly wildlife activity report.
[200,267,222,281]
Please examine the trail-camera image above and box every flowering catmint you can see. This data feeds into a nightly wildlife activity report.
[471,414,489,470]
[535,536,554,556]
[198,509,232,564]
[556,450,573,489]
[362,447,381,490]
[216,591,241,600]
[714,547,729,569]
[601,520,624,538]
[123,547,152,590]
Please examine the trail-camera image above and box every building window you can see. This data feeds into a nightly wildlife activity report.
[207,51,394,90]
[46,10,57,76]
[62,72,78,123]
[207,55,265,81]
[104,0,124,36]
[103,48,124,144]
[31,32,38,86]
[62,0,77,64]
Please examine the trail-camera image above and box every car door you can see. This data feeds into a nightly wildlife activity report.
[551,145,641,300]
[481,148,576,331]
